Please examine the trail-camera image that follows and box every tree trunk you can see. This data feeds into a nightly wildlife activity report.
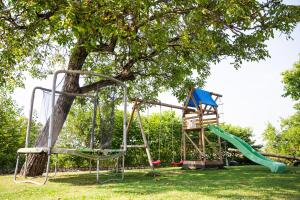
[20,40,88,176]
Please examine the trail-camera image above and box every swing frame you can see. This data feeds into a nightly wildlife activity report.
[126,98,195,169]
[127,87,223,170]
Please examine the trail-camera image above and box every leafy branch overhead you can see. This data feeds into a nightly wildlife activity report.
[282,58,300,102]
[1,0,299,99]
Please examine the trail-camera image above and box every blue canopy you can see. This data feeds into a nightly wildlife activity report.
[188,88,218,108]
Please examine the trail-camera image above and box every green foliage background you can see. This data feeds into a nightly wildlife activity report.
[0,92,40,172]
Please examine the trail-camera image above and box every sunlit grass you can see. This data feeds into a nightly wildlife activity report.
[0,166,299,200]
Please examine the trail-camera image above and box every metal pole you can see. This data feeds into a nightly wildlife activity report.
[23,87,37,178]
[13,154,20,183]
[89,96,97,174]
[121,154,125,180]
[25,87,37,148]
[123,87,127,152]
[90,97,97,149]
[49,71,59,150]
[96,159,100,183]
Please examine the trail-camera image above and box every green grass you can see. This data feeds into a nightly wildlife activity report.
[1,165,299,200]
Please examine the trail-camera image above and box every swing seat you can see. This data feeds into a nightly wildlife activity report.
[171,160,184,167]
[152,160,161,165]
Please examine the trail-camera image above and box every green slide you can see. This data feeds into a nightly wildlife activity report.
[208,125,286,173]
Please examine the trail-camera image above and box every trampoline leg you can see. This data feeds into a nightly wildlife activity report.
[96,159,99,183]
[53,154,58,177]
[121,154,125,180]
[89,159,92,174]
[41,154,51,185]
[115,157,119,173]
[13,154,20,183]
[14,154,51,185]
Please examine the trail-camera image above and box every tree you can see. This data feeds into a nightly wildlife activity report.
[262,115,300,158]
[1,0,299,176]
[262,123,280,153]
[0,92,24,171]
[279,113,300,157]
[282,57,300,102]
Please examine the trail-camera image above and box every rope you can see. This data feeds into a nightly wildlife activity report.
[171,107,174,162]
[158,103,162,160]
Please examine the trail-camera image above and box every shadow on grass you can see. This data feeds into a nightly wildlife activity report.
[50,166,300,199]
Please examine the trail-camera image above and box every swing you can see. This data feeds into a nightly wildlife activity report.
[170,107,183,167]
[151,104,162,166]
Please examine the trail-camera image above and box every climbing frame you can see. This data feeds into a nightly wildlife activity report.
[182,88,223,169]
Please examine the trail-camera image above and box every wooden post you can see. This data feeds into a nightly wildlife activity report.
[199,102,206,162]
[181,88,195,161]
[125,101,138,135]
[199,102,203,160]
[216,107,222,162]
[136,108,154,169]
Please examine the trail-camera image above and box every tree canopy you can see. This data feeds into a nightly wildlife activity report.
[1,0,299,99]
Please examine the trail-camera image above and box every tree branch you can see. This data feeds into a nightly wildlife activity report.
[36,6,59,20]
[79,49,159,94]
[79,72,135,94]
[91,35,118,53]
[0,5,59,30]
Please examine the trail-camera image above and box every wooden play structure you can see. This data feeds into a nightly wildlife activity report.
[181,88,223,169]
[127,87,286,173]
[126,87,224,169]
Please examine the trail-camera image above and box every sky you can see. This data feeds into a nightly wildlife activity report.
[12,10,300,145]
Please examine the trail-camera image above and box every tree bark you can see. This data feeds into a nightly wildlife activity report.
[21,40,88,176]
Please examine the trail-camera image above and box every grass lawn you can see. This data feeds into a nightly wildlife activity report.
[0,165,299,200]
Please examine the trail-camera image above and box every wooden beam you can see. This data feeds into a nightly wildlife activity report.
[228,148,300,161]
[183,132,205,157]
[125,101,138,135]
[182,88,195,115]
[133,98,195,112]
[206,96,219,113]
[210,92,223,97]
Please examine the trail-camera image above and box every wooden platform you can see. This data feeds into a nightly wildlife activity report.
[182,160,224,169]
